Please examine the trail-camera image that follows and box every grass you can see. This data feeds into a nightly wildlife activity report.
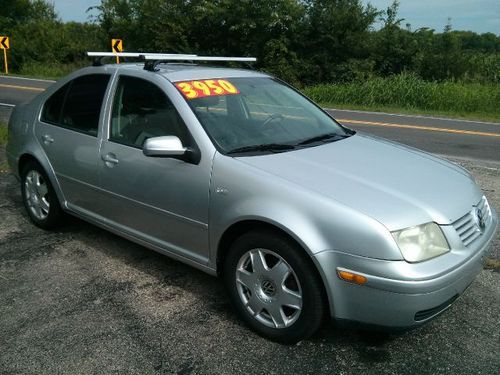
[19,61,89,80]
[0,124,7,171]
[485,258,500,270]
[0,61,90,81]
[303,73,500,123]
[320,103,500,123]
[0,123,7,146]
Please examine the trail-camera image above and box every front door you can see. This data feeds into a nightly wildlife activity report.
[95,75,211,264]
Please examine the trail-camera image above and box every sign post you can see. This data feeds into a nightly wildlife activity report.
[0,36,10,74]
[111,39,123,64]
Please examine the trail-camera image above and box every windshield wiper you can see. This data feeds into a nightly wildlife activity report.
[227,143,296,155]
[296,132,349,146]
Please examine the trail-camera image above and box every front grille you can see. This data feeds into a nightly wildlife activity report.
[452,196,492,247]
[414,294,459,321]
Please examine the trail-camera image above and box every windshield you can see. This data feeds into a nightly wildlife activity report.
[176,77,352,155]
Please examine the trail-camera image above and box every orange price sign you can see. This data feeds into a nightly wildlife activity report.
[175,79,240,99]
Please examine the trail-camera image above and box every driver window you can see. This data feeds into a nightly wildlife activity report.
[110,76,188,147]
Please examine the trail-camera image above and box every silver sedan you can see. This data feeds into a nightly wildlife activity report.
[6,56,497,343]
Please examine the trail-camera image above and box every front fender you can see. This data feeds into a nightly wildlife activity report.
[209,154,403,267]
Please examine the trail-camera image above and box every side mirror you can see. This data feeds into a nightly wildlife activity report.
[143,136,187,157]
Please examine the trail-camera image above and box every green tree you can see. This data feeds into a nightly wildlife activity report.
[2,1,104,74]
[94,0,306,81]
[414,22,469,81]
[301,0,379,83]
[371,1,417,76]
[2,0,499,83]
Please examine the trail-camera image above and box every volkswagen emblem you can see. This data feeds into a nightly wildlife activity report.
[475,208,486,231]
[261,280,276,297]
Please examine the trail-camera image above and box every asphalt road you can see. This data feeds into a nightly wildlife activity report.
[0,75,54,123]
[327,109,500,164]
[1,74,499,374]
[0,75,499,163]
[0,75,53,106]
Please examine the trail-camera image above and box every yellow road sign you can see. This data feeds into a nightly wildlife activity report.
[111,39,123,53]
[111,39,123,64]
[0,36,9,49]
[1,36,9,74]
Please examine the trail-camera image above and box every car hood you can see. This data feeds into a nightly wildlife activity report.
[236,134,482,231]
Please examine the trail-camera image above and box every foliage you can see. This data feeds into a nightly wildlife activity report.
[0,123,7,146]
[1,0,105,71]
[299,0,379,84]
[0,0,499,87]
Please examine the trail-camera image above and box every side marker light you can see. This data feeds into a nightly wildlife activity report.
[338,270,367,285]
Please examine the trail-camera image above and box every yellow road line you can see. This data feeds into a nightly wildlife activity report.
[0,83,45,92]
[338,118,500,138]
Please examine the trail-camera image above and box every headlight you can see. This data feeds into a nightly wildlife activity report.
[392,222,450,263]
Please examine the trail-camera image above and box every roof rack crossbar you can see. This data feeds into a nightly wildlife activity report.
[141,54,257,72]
[86,52,198,66]
[142,54,257,62]
[87,52,198,58]
[86,52,257,69]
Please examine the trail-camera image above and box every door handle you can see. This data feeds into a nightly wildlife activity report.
[101,153,119,166]
[42,134,54,145]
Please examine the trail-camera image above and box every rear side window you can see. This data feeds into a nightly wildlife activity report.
[41,83,70,124]
[41,74,111,136]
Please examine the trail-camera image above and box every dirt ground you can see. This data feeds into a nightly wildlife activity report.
[1,147,499,374]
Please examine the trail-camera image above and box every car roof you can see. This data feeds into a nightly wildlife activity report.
[105,63,270,82]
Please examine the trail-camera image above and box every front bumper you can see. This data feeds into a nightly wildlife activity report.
[314,211,497,328]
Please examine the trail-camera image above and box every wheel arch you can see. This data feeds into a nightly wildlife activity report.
[18,153,39,176]
[215,219,332,316]
[17,152,66,208]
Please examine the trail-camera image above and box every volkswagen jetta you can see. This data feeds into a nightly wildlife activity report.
[6,53,497,343]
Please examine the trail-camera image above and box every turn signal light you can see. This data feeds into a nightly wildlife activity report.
[338,270,367,285]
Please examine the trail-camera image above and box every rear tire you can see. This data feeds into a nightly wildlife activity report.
[223,230,326,344]
[21,161,64,230]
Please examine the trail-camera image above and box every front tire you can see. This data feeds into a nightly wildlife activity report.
[21,161,64,230]
[223,230,326,344]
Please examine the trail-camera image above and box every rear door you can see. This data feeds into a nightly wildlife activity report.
[35,73,111,210]
[95,74,211,264]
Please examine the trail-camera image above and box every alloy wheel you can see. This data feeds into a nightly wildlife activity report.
[24,170,50,220]
[235,248,303,329]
